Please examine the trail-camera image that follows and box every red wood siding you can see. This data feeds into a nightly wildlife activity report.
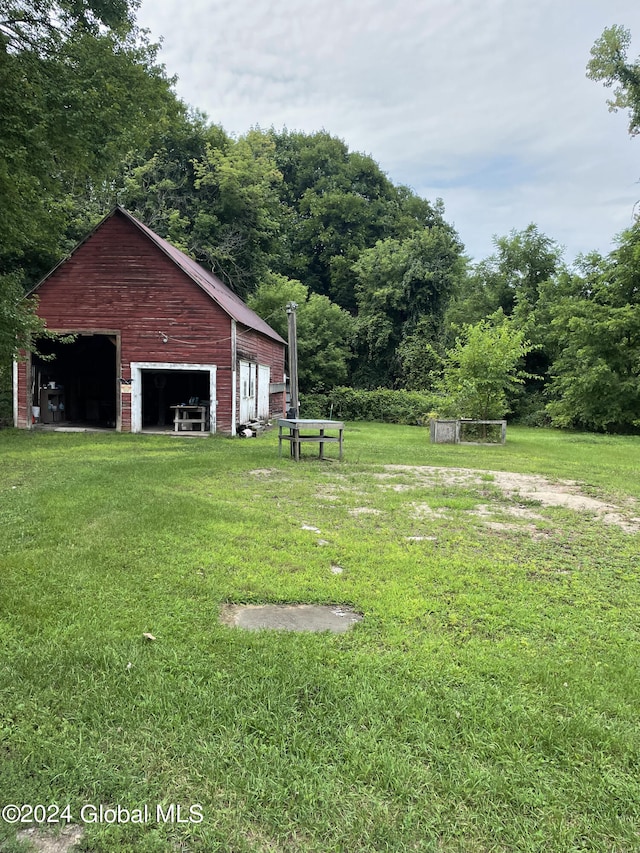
[15,361,29,428]
[19,210,285,433]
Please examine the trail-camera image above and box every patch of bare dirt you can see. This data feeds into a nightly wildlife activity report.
[406,535,438,542]
[410,503,448,519]
[17,825,84,853]
[483,520,550,541]
[348,506,382,516]
[468,503,548,540]
[382,466,640,533]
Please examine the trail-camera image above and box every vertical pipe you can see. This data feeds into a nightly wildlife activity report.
[286,301,299,419]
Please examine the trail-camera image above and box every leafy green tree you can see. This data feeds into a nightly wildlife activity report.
[352,226,465,387]
[0,0,179,279]
[1,0,137,46]
[0,0,181,423]
[436,312,534,420]
[119,124,460,386]
[396,317,444,391]
[119,113,224,242]
[445,224,564,421]
[587,25,640,137]
[191,130,284,295]
[446,224,564,330]
[0,267,49,411]
[270,131,393,310]
[543,224,640,432]
[0,273,45,368]
[247,273,354,393]
[269,129,449,312]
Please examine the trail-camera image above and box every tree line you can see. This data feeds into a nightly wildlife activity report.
[1,3,638,432]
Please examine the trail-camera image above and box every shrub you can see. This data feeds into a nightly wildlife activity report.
[0,363,13,427]
[301,387,437,425]
[298,393,327,419]
[436,312,534,420]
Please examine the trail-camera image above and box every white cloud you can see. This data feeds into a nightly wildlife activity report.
[137,0,640,262]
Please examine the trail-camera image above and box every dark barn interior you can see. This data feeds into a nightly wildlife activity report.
[32,334,117,428]
[141,370,210,429]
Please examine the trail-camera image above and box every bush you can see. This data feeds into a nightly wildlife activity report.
[512,390,551,428]
[301,387,437,425]
[298,393,327,419]
[0,362,13,427]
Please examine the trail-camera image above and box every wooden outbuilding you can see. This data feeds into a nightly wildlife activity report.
[13,207,287,434]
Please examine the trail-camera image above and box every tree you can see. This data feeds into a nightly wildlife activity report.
[587,25,640,137]
[0,0,182,426]
[0,273,45,372]
[0,0,179,278]
[191,130,284,296]
[113,124,461,380]
[396,317,444,391]
[446,224,564,329]
[352,226,465,387]
[1,0,137,47]
[444,224,564,422]
[269,129,451,312]
[119,123,285,297]
[542,224,640,432]
[117,112,218,235]
[436,312,534,421]
[247,273,354,393]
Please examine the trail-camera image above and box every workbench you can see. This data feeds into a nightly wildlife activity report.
[278,418,344,461]
[170,404,209,432]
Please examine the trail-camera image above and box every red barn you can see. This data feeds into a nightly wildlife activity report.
[13,207,286,434]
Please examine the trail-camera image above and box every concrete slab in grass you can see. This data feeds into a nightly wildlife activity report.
[220,604,363,633]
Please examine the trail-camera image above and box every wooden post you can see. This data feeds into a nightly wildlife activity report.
[286,301,299,419]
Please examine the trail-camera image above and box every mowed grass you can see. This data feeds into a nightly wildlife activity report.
[0,424,639,852]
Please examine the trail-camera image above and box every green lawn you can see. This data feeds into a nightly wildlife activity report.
[1,424,639,852]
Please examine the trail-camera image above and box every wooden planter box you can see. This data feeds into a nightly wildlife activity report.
[429,419,460,443]
[430,418,506,444]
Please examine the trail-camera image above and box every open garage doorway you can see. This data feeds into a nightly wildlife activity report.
[130,362,217,434]
[31,332,118,429]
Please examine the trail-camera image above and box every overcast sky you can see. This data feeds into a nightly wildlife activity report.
[137,0,640,264]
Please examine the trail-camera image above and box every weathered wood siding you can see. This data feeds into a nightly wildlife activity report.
[22,210,282,433]
[15,361,29,428]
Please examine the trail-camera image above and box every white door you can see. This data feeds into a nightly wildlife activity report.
[257,365,270,419]
[239,361,256,423]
